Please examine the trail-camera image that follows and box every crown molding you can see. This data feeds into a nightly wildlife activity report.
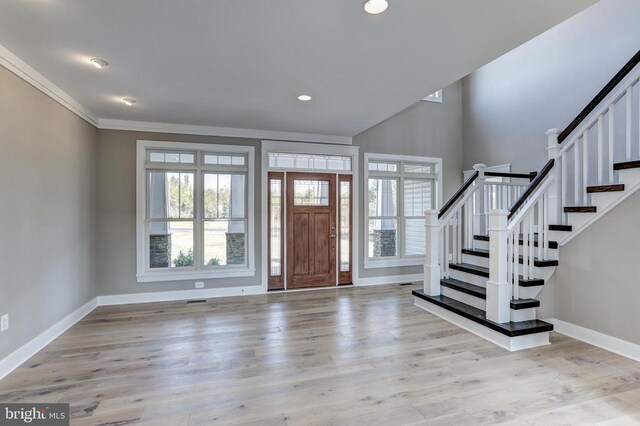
[0,42,99,126]
[97,119,353,145]
[0,42,352,145]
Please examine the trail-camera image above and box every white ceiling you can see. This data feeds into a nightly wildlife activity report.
[0,0,598,138]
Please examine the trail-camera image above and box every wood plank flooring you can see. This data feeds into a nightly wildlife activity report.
[2,284,640,425]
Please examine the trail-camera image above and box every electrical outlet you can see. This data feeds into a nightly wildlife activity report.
[195,282,204,289]
[1,314,8,332]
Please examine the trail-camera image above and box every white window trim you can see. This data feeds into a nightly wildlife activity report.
[364,153,443,269]
[422,89,443,104]
[260,140,360,292]
[136,140,255,283]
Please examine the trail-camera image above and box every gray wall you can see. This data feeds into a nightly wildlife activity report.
[0,65,98,360]
[462,0,640,172]
[460,0,640,343]
[553,191,640,345]
[353,82,464,278]
[96,130,262,295]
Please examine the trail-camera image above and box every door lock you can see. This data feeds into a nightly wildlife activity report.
[329,234,337,238]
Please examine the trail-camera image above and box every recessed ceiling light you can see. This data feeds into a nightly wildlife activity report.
[122,97,136,106]
[90,58,109,69]
[297,95,312,101]
[364,0,389,14]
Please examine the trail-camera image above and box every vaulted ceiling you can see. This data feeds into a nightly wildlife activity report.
[0,0,598,138]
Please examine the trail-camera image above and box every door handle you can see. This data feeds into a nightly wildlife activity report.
[329,234,337,238]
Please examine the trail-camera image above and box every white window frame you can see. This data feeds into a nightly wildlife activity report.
[364,153,443,269]
[136,140,255,282]
[422,89,443,104]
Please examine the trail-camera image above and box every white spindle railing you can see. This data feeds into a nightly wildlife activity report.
[551,67,640,222]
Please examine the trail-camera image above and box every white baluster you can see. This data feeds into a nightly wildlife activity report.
[514,223,520,300]
[424,210,441,296]
[546,128,561,226]
[542,192,549,261]
[487,210,510,323]
[452,216,458,265]
[627,87,632,161]
[574,140,580,205]
[598,116,604,185]
[528,209,535,278]
[609,106,615,183]
[537,198,544,261]
[522,215,529,280]
[444,222,450,276]
[583,132,589,203]
[474,164,487,235]
[561,154,567,214]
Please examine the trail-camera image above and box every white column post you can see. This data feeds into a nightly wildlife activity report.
[424,210,441,296]
[473,163,487,235]
[546,129,561,225]
[486,210,510,323]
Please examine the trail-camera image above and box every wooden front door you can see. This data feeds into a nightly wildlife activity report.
[286,173,337,289]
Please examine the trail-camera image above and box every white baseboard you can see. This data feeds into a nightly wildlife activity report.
[97,285,264,306]
[0,297,98,381]
[354,273,422,286]
[546,318,640,362]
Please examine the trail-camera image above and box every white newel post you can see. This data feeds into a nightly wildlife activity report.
[486,210,510,323]
[424,210,441,296]
[546,128,561,225]
[473,163,487,235]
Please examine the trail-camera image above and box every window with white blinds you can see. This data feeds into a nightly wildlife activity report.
[365,154,440,267]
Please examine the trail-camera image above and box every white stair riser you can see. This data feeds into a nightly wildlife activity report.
[567,212,598,229]
[454,257,556,283]
[441,286,485,310]
[462,253,489,268]
[440,286,537,322]
[516,285,543,300]
[414,297,550,351]
[511,308,537,322]
[591,191,621,211]
[473,239,558,260]
[448,269,487,287]
[618,168,640,186]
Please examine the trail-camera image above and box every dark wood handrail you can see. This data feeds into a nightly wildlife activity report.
[438,171,479,219]
[507,159,555,221]
[558,49,640,144]
[484,171,537,181]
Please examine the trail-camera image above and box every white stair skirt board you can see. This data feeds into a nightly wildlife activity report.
[0,297,98,381]
[547,318,640,362]
[414,297,550,352]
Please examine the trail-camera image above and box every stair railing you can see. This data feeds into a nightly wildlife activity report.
[547,50,640,224]
[486,159,556,323]
[424,164,538,297]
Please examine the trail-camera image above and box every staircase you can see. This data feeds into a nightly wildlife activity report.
[414,48,640,351]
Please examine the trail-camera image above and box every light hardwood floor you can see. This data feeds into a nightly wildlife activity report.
[2,284,640,425]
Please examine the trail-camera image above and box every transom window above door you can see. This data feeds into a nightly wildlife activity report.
[268,152,352,172]
[136,141,255,282]
[364,153,442,268]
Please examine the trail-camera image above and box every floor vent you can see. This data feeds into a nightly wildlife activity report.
[398,282,414,286]
[186,299,207,304]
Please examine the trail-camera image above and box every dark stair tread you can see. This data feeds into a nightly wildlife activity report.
[587,184,625,193]
[564,206,597,213]
[412,291,553,337]
[614,160,640,170]
[549,224,572,232]
[440,278,540,310]
[441,278,486,299]
[474,234,558,250]
[448,263,545,286]
[461,249,558,267]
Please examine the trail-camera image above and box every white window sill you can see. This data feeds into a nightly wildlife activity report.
[364,257,423,269]
[136,268,256,283]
